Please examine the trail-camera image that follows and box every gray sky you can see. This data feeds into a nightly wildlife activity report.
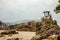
[0,0,60,25]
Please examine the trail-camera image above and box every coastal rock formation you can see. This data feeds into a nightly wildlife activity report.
[0,21,8,30]
[31,11,60,40]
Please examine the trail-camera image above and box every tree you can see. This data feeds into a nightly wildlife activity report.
[54,0,60,13]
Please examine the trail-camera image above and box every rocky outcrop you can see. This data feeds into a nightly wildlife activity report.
[0,21,8,30]
[31,11,60,40]
[9,21,37,31]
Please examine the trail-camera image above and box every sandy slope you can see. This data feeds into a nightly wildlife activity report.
[0,30,36,40]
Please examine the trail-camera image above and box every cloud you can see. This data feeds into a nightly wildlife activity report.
[0,0,58,22]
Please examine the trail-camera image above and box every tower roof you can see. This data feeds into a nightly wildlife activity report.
[43,11,50,14]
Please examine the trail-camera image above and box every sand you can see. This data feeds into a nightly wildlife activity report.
[0,30,36,40]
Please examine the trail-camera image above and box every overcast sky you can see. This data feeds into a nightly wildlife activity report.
[0,0,60,25]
